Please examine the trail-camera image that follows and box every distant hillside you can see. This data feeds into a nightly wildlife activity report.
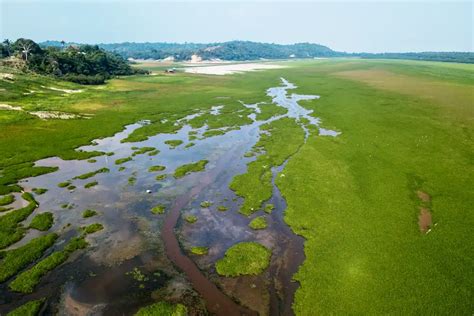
[41,40,474,64]
[42,41,339,61]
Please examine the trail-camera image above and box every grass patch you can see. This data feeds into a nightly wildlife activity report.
[174,160,208,179]
[164,139,183,148]
[134,301,187,316]
[200,200,212,208]
[57,181,70,188]
[147,149,160,156]
[249,216,267,230]
[6,298,45,316]
[148,165,166,172]
[73,167,109,180]
[215,242,271,277]
[230,117,305,215]
[29,212,54,231]
[9,236,88,293]
[185,142,195,148]
[0,193,38,249]
[184,215,197,223]
[115,157,132,165]
[217,205,228,212]
[31,188,47,195]
[155,174,167,181]
[82,209,98,218]
[0,233,58,282]
[0,194,15,206]
[132,146,156,156]
[190,246,208,255]
[151,205,165,214]
[81,223,104,235]
[264,204,274,213]
[84,181,98,189]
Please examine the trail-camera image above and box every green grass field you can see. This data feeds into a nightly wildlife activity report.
[0,59,472,314]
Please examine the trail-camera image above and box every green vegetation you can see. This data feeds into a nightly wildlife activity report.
[0,233,57,282]
[249,216,267,230]
[115,157,132,165]
[9,236,88,293]
[84,181,98,188]
[29,212,54,231]
[67,185,76,190]
[0,194,15,206]
[81,223,104,234]
[155,174,167,181]
[256,103,288,121]
[151,205,165,214]
[134,301,187,316]
[264,204,274,213]
[202,129,225,138]
[132,146,156,156]
[73,167,109,180]
[128,176,136,185]
[217,205,228,212]
[230,117,305,215]
[147,149,159,156]
[32,188,47,195]
[200,201,212,208]
[215,242,271,277]
[185,142,195,148]
[174,160,208,178]
[82,209,98,218]
[184,215,197,223]
[57,181,70,188]
[1,38,147,84]
[190,246,208,255]
[148,165,166,172]
[0,193,38,249]
[6,298,45,316]
[164,139,183,148]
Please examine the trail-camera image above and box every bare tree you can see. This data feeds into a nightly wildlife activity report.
[20,42,33,61]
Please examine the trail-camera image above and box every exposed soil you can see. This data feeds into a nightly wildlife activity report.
[418,207,433,233]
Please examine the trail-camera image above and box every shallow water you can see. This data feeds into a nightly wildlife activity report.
[0,78,338,315]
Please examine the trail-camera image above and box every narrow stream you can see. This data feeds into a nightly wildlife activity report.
[0,78,338,315]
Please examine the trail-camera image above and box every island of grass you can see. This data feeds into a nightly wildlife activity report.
[29,212,54,231]
[82,209,98,218]
[115,157,132,165]
[164,139,183,148]
[174,160,209,179]
[84,181,98,189]
[6,298,45,316]
[147,149,160,156]
[191,246,208,255]
[249,216,267,230]
[217,205,228,212]
[0,233,58,282]
[32,188,48,195]
[0,194,15,206]
[148,165,166,172]
[215,242,271,277]
[57,181,71,188]
[184,215,197,223]
[81,223,104,235]
[73,167,109,180]
[200,200,212,208]
[132,146,156,156]
[9,236,88,293]
[151,204,165,214]
[134,301,187,316]
[155,174,167,181]
[0,192,39,249]
[264,203,275,213]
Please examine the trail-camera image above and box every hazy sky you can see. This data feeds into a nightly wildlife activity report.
[1,0,472,52]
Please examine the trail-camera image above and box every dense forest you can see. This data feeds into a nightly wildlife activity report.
[42,40,474,64]
[0,38,147,84]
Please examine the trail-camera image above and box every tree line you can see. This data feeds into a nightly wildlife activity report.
[0,38,148,84]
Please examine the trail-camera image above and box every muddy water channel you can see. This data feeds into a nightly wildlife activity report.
[0,78,338,315]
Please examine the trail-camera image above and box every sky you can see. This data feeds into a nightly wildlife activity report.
[0,0,472,53]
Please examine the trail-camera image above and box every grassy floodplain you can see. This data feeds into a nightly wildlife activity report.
[0,58,473,314]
